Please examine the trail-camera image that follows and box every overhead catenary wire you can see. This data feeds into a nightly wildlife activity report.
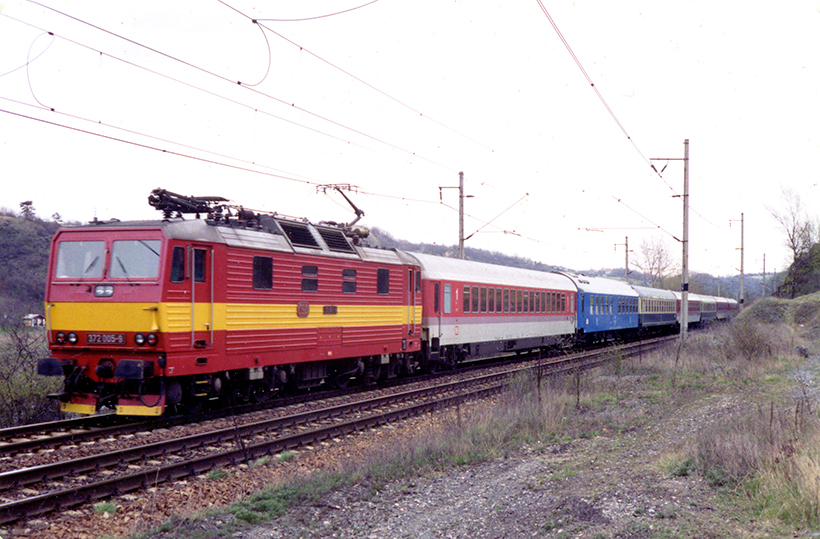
[533,0,676,193]
[18,1,459,173]
[2,3,723,265]
[218,0,497,154]
[253,0,382,23]
[534,1,723,232]
[2,11,457,174]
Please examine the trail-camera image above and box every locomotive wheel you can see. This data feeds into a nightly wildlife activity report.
[332,373,352,389]
[165,380,183,406]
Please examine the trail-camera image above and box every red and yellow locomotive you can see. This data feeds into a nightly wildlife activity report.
[38,189,422,415]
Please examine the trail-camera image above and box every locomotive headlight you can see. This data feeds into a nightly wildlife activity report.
[55,331,66,344]
[134,333,145,346]
[146,333,158,346]
[67,332,78,345]
[94,285,114,297]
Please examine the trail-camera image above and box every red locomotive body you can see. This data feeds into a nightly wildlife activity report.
[39,209,421,416]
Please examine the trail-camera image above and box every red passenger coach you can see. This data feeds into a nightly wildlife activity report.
[39,193,422,416]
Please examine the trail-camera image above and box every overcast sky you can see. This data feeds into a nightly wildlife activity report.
[1,0,819,277]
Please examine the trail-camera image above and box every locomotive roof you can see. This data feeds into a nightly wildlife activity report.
[555,273,639,297]
[403,251,575,290]
[59,218,411,266]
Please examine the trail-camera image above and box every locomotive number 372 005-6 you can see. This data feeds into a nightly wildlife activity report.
[86,333,126,345]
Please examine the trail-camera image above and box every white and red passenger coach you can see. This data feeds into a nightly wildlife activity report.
[409,252,577,367]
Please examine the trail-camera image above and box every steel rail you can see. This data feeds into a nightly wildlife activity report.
[0,336,672,524]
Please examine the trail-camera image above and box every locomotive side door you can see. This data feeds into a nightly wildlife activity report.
[190,245,213,348]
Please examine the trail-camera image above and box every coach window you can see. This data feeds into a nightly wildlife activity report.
[170,246,185,283]
[496,288,502,313]
[530,291,535,313]
[480,287,487,313]
[522,290,529,313]
[561,293,566,313]
[253,256,273,290]
[471,286,480,313]
[503,288,510,313]
[302,265,319,292]
[488,287,495,313]
[434,283,440,313]
[463,286,471,313]
[516,289,523,313]
[342,269,357,294]
[377,268,390,295]
[444,284,452,314]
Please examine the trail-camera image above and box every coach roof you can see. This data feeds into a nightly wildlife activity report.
[404,252,575,290]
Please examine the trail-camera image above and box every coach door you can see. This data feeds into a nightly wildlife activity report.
[432,281,442,339]
[406,268,423,336]
[190,245,213,348]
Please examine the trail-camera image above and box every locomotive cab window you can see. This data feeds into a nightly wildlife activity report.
[110,240,161,279]
[193,248,207,283]
[253,256,273,290]
[55,240,105,279]
[170,246,185,282]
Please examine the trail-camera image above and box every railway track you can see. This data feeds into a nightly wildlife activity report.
[0,336,671,524]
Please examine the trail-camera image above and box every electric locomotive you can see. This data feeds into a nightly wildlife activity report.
[38,189,423,415]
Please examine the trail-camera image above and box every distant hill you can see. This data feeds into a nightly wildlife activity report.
[0,212,59,316]
[367,227,567,273]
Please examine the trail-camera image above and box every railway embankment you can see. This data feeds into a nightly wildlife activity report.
[9,294,820,539]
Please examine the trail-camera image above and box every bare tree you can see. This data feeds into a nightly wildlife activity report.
[634,237,677,289]
[767,187,817,297]
[767,186,815,262]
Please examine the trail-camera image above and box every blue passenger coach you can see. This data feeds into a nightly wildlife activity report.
[558,273,639,343]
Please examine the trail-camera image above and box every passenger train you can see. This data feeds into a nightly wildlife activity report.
[37,189,738,416]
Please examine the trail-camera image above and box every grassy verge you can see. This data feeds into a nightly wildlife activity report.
[136,299,820,538]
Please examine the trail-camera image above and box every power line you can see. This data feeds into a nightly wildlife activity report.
[253,0,382,22]
[218,0,497,154]
[533,1,675,192]
[19,1,458,172]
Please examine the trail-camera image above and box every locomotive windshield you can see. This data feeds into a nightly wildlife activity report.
[54,239,162,279]
[110,240,161,279]
[55,240,105,278]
